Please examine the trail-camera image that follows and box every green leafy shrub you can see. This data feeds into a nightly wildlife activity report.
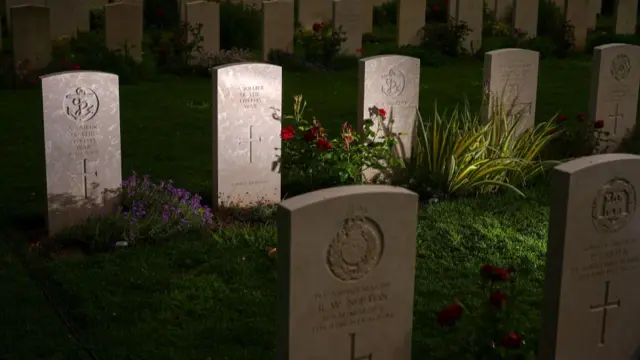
[524,36,557,58]
[294,22,347,69]
[420,19,471,57]
[408,96,559,199]
[147,21,206,75]
[219,0,261,51]
[51,173,215,253]
[143,0,180,30]
[536,0,574,56]
[585,31,640,53]
[48,31,157,84]
[278,95,402,196]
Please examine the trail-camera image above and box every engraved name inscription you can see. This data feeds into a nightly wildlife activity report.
[311,281,394,333]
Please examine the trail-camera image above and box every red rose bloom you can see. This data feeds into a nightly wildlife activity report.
[378,108,387,118]
[500,332,523,349]
[281,125,295,140]
[303,128,318,141]
[312,22,323,32]
[577,113,585,121]
[594,120,605,129]
[436,303,463,326]
[316,138,332,150]
[556,115,567,122]
[72,64,80,70]
[489,291,508,309]
[480,264,511,281]
[549,129,557,134]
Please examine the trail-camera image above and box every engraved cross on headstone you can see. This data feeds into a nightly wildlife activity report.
[349,333,372,360]
[78,158,98,199]
[608,104,624,136]
[589,280,620,346]
[237,125,262,163]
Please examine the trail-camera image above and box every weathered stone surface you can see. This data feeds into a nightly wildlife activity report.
[262,0,294,61]
[298,0,332,27]
[185,1,220,56]
[277,184,419,360]
[333,0,363,55]
[540,154,640,360]
[588,43,640,151]
[212,63,282,208]
[11,5,51,71]
[41,71,122,236]
[483,48,539,136]
[105,2,143,60]
[397,0,425,46]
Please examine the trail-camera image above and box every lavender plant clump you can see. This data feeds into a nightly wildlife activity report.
[117,173,214,243]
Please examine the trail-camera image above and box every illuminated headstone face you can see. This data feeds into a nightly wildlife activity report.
[276,185,419,360]
[540,154,640,360]
[41,71,122,236]
[588,44,640,152]
[211,63,282,209]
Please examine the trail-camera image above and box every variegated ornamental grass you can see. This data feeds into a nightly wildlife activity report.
[413,94,562,197]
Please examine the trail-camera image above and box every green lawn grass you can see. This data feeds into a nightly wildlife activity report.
[0,57,609,359]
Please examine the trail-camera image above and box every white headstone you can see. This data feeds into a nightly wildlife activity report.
[588,43,640,150]
[41,71,122,236]
[456,0,483,53]
[357,55,420,180]
[513,0,539,37]
[614,0,638,35]
[277,185,419,360]
[540,154,640,360]
[333,0,363,55]
[483,48,540,136]
[212,63,282,208]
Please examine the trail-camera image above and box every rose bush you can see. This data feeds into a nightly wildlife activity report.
[434,264,534,359]
[278,95,403,195]
[547,112,611,158]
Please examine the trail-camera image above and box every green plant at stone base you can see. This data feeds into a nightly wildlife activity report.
[434,265,536,360]
[50,173,215,253]
[295,22,347,69]
[420,19,471,57]
[278,95,402,196]
[585,31,640,53]
[409,96,559,199]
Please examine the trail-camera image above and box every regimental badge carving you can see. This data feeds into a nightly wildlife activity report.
[64,87,99,123]
[381,68,405,98]
[610,54,631,82]
[592,178,636,233]
[326,215,384,282]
